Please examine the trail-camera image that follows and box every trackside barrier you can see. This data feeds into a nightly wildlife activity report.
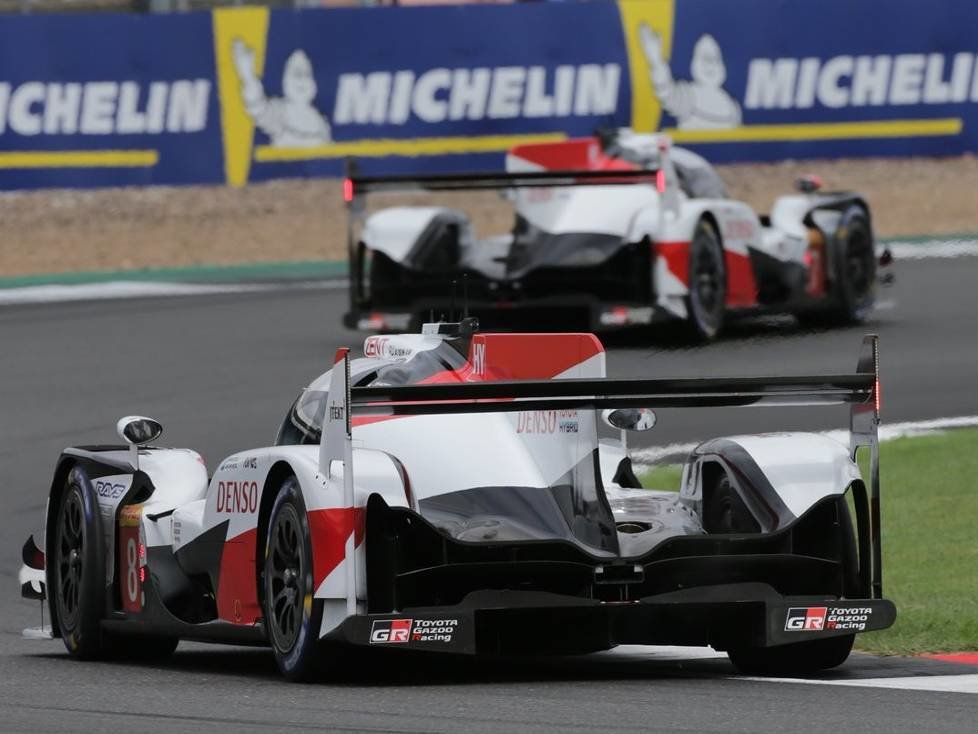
[2,0,978,189]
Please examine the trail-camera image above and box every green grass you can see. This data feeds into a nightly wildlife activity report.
[638,428,978,655]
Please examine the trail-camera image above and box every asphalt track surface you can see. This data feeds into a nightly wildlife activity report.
[2,254,978,733]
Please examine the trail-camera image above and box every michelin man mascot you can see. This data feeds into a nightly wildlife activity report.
[232,39,332,147]
[639,23,741,130]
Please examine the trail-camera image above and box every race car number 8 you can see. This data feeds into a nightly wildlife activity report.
[126,537,138,603]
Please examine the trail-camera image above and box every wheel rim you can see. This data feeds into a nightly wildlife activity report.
[57,489,84,629]
[692,240,723,318]
[266,504,305,652]
[845,225,874,301]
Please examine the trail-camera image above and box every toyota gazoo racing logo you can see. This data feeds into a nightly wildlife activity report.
[785,606,873,632]
[369,618,458,644]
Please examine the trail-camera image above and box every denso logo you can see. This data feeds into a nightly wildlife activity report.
[0,79,211,136]
[216,480,258,514]
[516,410,578,434]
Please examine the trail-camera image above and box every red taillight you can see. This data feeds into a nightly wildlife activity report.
[655,169,666,194]
[343,178,354,203]
[875,378,881,416]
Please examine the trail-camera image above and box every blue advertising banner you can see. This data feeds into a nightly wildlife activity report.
[1,0,977,189]
[654,0,978,162]
[213,2,632,184]
[0,13,222,189]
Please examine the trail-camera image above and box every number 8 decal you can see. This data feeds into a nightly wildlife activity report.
[118,506,143,613]
[126,537,138,604]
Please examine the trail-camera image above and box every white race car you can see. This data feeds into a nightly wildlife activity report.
[20,320,894,680]
[345,129,892,339]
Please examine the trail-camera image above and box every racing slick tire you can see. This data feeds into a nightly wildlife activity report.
[686,219,727,341]
[51,467,108,659]
[727,634,855,676]
[261,477,325,681]
[798,207,875,327]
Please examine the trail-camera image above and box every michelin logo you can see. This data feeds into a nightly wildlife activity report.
[228,42,621,140]
[333,65,620,125]
[639,22,741,129]
[746,52,978,109]
[0,80,210,135]
[232,39,332,147]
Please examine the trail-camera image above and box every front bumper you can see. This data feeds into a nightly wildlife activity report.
[325,584,896,656]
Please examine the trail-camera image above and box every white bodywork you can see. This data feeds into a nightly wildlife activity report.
[29,328,869,645]
[357,129,846,323]
[681,432,862,518]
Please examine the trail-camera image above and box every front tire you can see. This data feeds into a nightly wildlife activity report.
[798,207,875,327]
[687,219,726,340]
[727,634,854,676]
[262,477,324,681]
[52,467,107,659]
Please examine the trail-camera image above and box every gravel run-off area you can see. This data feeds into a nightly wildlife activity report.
[2,155,977,278]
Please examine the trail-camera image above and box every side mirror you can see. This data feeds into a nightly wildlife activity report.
[602,408,657,432]
[117,416,163,446]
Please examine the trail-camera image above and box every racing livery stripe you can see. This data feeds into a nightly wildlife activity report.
[655,240,690,286]
[724,249,758,307]
[352,333,605,430]
[308,507,365,591]
[509,137,639,172]
[216,527,261,625]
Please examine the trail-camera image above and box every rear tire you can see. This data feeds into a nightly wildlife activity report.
[728,634,854,676]
[687,219,726,340]
[262,477,324,681]
[52,468,107,659]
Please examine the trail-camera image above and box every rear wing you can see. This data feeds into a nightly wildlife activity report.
[343,166,662,204]
[342,161,665,315]
[322,335,883,610]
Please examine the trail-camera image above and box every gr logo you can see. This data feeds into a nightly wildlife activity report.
[370,618,412,644]
[785,607,827,631]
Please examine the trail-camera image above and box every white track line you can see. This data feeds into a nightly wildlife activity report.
[632,415,978,467]
[885,238,978,259]
[735,673,978,694]
[0,279,343,306]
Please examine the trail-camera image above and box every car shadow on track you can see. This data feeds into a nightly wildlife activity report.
[27,645,738,687]
[27,645,965,687]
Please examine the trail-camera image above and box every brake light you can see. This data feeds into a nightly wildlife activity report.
[875,378,881,417]
[655,169,666,194]
[343,177,354,203]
